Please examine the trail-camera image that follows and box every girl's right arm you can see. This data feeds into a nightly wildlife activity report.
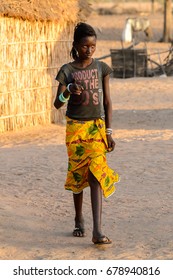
[54,81,83,110]
[54,83,70,110]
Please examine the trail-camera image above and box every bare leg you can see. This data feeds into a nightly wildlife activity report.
[88,169,102,238]
[73,192,85,237]
[88,169,111,244]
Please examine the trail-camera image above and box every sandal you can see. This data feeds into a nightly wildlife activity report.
[92,236,112,245]
[73,227,86,237]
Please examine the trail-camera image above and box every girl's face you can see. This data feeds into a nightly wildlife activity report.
[75,36,96,60]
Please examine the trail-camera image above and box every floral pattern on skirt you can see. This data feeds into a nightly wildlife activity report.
[65,117,119,198]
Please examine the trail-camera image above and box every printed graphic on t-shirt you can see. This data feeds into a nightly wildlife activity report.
[71,68,101,106]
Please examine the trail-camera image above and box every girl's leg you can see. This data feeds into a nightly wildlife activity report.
[73,191,85,237]
[88,169,112,244]
[88,169,103,238]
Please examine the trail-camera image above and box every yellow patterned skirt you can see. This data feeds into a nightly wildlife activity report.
[65,117,119,198]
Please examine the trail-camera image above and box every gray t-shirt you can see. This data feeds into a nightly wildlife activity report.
[55,59,112,120]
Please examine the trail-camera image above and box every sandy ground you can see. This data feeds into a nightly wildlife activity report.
[0,3,173,260]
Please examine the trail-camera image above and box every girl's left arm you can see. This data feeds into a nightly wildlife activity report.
[103,74,112,128]
[103,74,115,151]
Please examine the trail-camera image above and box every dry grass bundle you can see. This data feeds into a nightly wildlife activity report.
[0,0,79,22]
[0,0,90,132]
[0,19,72,132]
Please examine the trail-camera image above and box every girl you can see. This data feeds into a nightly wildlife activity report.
[54,22,119,245]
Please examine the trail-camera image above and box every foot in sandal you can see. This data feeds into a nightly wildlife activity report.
[73,217,86,237]
[92,235,112,245]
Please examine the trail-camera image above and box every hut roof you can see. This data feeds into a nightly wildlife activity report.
[0,0,90,22]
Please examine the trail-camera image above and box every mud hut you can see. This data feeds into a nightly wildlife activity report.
[0,0,90,132]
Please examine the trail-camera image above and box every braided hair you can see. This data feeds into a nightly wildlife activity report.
[70,22,97,60]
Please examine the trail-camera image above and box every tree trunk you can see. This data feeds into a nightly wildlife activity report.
[163,0,172,42]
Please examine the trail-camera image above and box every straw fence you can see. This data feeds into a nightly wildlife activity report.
[0,17,74,133]
[0,18,73,132]
[0,0,91,133]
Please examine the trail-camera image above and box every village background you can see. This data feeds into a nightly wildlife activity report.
[0,1,173,259]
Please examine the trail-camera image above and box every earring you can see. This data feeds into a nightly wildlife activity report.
[74,48,79,57]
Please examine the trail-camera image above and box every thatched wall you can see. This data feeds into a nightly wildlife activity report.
[0,0,91,132]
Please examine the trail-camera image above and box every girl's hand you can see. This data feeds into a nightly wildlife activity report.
[106,134,116,152]
[69,80,84,95]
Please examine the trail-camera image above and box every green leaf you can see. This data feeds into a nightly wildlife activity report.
[88,124,98,135]
[75,145,85,157]
[68,162,72,171]
[73,172,82,183]
[105,176,110,187]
